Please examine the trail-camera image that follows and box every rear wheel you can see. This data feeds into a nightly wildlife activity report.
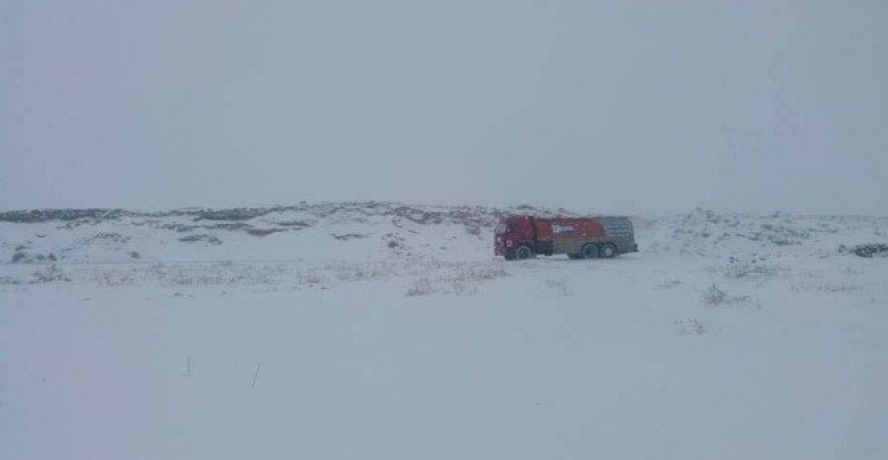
[581,244,598,259]
[600,243,617,258]
[516,245,533,260]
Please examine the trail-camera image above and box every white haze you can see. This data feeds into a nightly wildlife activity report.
[2,0,887,214]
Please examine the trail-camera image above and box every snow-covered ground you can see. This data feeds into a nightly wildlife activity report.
[2,203,887,459]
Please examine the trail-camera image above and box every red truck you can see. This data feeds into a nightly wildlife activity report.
[494,215,637,260]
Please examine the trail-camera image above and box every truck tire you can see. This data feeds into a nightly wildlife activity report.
[516,245,533,260]
[581,244,598,259]
[600,243,617,258]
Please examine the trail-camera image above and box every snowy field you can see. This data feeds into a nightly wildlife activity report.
[2,203,887,459]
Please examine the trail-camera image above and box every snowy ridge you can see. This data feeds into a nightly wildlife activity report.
[644,208,888,258]
[2,203,886,265]
[1,202,576,265]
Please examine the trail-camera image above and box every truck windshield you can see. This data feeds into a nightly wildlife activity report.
[494,223,506,234]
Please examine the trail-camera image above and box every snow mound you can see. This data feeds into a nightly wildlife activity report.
[0,202,571,264]
[640,208,888,260]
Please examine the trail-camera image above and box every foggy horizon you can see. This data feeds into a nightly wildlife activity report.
[3,1,887,215]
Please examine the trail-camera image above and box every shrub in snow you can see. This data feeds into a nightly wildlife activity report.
[11,248,29,263]
[406,277,434,296]
[30,265,70,284]
[839,243,888,258]
[193,208,270,221]
[79,232,132,245]
[724,262,777,279]
[273,220,313,228]
[703,284,728,306]
[246,228,286,237]
[791,282,861,293]
[0,208,124,223]
[10,246,56,264]
[178,234,222,245]
[675,318,707,335]
[658,279,682,289]
[404,263,508,296]
[702,283,749,306]
[331,233,368,241]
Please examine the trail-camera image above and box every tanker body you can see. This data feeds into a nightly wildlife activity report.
[494,215,637,260]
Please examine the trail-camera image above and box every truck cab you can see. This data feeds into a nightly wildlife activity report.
[494,216,537,260]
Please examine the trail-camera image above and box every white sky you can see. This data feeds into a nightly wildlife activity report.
[2,0,887,214]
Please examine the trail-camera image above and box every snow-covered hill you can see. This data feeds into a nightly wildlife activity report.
[3,202,886,266]
[644,208,888,258]
[2,203,887,460]
[1,202,546,265]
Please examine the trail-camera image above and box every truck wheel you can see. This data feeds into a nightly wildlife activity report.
[600,243,617,258]
[581,244,598,259]
[516,246,533,260]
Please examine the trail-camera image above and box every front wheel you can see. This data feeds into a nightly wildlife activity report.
[516,245,533,260]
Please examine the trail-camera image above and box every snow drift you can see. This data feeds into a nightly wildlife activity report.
[2,203,887,460]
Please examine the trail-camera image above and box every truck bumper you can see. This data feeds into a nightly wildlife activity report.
[494,235,508,256]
